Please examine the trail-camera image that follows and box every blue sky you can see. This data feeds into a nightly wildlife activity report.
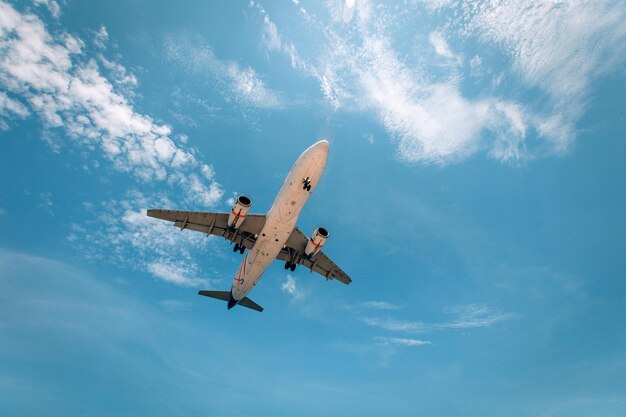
[1,0,625,415]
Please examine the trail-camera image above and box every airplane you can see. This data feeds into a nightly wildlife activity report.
[146,140,351,312]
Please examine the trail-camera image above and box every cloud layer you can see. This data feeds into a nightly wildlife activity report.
[0,1,222,206]
[164,33,281,110]
[67,191,220,287]
[361,303,516,333]
[256,0,626,164]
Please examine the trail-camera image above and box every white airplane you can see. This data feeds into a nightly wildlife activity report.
[147,140,351,312]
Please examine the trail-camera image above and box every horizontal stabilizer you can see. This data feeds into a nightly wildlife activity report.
[238,296,263,312]
[198,290,264,312]
[198,290,230,301]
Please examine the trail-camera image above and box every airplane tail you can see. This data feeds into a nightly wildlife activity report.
[198,290,264,312]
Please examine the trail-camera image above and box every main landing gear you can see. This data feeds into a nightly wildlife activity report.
[302,177,311,191]
[284,261,296,272]
[233,243,245,254]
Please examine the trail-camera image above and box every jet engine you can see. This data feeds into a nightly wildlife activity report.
[304,227,329,256]
[228,195,251,229]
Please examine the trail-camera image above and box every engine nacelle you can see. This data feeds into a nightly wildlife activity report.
[304,227,329,256]
[228,195,251,229]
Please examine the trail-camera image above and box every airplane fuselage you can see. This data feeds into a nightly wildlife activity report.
[229,140,329,304]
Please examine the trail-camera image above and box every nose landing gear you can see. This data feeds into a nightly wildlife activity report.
[302,177,312,191]
[233,243,245,254]
[284,261,297,272]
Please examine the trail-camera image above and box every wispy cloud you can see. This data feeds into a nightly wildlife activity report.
[92,25,108,49]
[281,274,303,300]
[33,0,61,18]
[67,191,221,287]
[254,1,543,165]
[458,1,626,111]
[255,1,626,164]
[147,262,208,287]
[359,301,402,310]
[38,192,53,214]
[375,337,431,347]
[0,91,29,129]
[0,1,222,207]
[362,304,516,333]
[451,1,626,152]
[342,0,356,25]
[439,304,517,329]
[262,14,282,52]
[362,317,427,332]
[164,33,281,110]
[428,31,458,61]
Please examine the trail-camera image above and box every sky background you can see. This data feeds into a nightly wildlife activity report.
[1,0,625,416]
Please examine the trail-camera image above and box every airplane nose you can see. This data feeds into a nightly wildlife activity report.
[315,139,329,152]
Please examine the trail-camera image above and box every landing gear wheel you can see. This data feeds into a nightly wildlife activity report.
[284,261,291,270]
[306,184,311,191]
[239,245,245,254]
[233,243,240,252]
[290,263,296,272]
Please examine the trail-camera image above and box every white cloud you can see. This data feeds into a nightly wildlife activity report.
[38,191,53,212]
[67,191,222,287]
[343,0,356,24]
[93,25,109,49]
[413,0,453,12]
[262,15,282,51]
[461,1,626,106]
[164,34,281,110]
[33,0,60,18]
[455,0,626,149]
[257,1,626,164]
[428,31,456,59]
[257,2,546,165]
[361,317,427,332]
[0,1,222,207]
[375,337,431,347]
[360,301,402,310]
[440,303,517,329]
[362,304,516,333]
[281,274,302,300]
[0,91,29,129]
[148,262,207,287]
[97,54,138,91]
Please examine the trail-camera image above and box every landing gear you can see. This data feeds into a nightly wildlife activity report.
[239,245,245,254]
[233,243,239,252]
[284,261,297,271]
[302,177,312,191]
[233,243,245,254]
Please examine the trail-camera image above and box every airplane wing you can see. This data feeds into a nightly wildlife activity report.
[147,210,351,285]
[146,209,265,250]
[277,227,352,285]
